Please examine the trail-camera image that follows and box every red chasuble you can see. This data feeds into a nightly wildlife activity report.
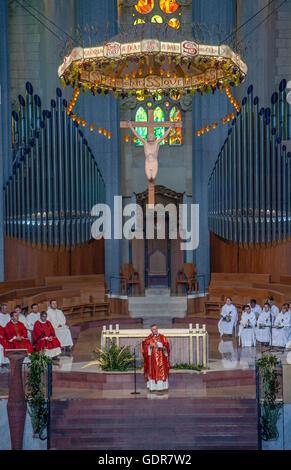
[4,320,34,353]
[0,325,10,354]
[142,333,170,384]
[32,320,61,352]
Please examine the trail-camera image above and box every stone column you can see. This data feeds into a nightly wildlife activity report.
[75,0,122,289]
[192,1,236,287]
[6,350,28,450]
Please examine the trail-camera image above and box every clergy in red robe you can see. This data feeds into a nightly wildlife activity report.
[142,324,170,392]
[0,325,10,351]
[0,324,10,365]
[4,311,34,354]
[32,311,61,359]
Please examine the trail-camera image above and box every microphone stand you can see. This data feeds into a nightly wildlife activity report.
[131,348,140,395]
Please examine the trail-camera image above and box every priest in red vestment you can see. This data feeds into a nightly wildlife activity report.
[4,311,34,354]
[32,311,61,359]
[142,324,170,392]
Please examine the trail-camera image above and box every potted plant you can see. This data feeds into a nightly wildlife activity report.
[256,355,282,441]
[82,341,134,371]
[26,352,52,439]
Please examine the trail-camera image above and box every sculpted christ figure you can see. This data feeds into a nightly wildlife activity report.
[128,121,175,194]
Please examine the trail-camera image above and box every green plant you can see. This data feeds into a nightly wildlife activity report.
[256,355,283,441]
[83,341,134,371]
[171,363,208,371]
[26,351,52,439]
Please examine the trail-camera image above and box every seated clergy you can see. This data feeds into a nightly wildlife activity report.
[0,304,10,328]
[33,311,61,359]
[47,300,73,350]
[268,296,279,321]
[0,325,10,366]
[249,299,262,320]
[256,303,271,346]
[14,305,29,330]
[4,311,34,354]
[272,305,290,348]
[238,305,256,347]
[26,304,41,336]
[218,297,238,337]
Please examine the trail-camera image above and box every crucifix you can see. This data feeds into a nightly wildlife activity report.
[120,109,182,208]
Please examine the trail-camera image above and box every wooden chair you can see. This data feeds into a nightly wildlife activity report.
[176,263,198,295]
[119,264,141,296]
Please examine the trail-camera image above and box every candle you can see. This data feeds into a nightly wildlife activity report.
[109,324,113,332]
[102,325,106,333]
[189,323,193,331]
[203,324,206,331]
[116,324,119,333]
[196,323,199,330]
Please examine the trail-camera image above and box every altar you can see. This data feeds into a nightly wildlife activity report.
[101,324,208,367]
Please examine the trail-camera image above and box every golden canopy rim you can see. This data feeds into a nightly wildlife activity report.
[58,23,247,95]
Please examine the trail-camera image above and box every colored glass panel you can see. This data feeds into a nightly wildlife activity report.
[159,0,179,13]
[135,106,148,146]
[136,91,145,101]
[135,0,154,14]
[151,15,163,23]
[134,18,146,24]
[169,106,182,145]
[154,106,165,145]
[171,91,182,101]
[168,18,180,29]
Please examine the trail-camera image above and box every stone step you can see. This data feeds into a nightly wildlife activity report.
[52,396,256,406]
[50,444,258,450]
[51,404,257,414]
[145,289,171,296]
[51,413,257,425]
[50,434,258,449]
[129,311,186,318]
[50,395,258,450]
[129,296,187,303]
[51,424,257,436]
[52,369,255,391]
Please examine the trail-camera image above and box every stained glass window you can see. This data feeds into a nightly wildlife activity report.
[134,18,146,24]
[135,106,148,146]
[159,0,179,14]
[168,18,180,29]
[151,15,163,23]
[135,0,154,14]
[169,106,182,145]
[154,106,165,145]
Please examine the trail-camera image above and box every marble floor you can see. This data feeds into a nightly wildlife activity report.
[0,319,289,400]
[62,320,291,373]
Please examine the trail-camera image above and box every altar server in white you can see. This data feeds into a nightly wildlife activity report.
[272,305,290,348]
[26,304,41,339]
[249,299,262,320]
[218,297,238,337]
[256,303,271,345]
[0,304,10,328]
[287,302,291,347]
[47,299,73,350]
[268,296,279,320]
[218,339,238,369]
[238,305,256,347]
